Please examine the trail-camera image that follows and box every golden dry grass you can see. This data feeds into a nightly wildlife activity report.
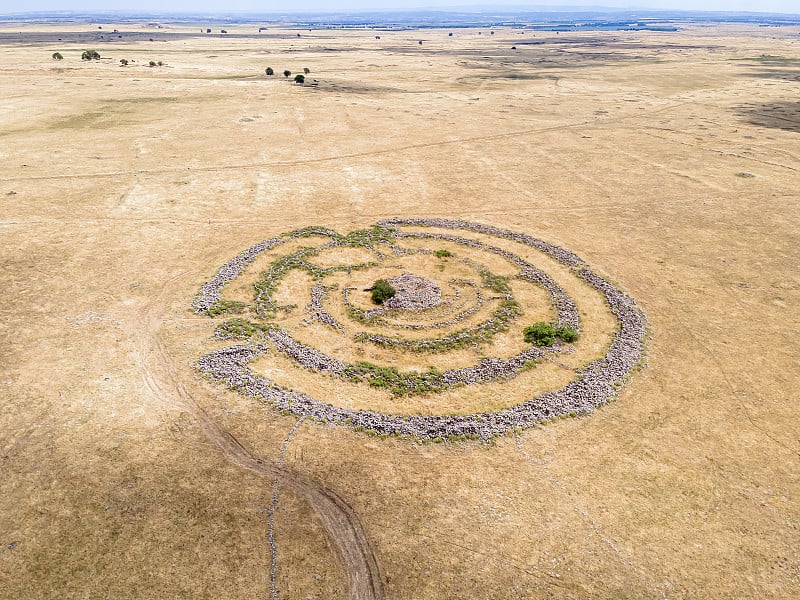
[1,19,799,599]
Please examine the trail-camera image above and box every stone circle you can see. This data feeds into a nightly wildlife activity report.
[193,218,648,441]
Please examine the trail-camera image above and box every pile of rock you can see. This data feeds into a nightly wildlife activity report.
[382,274,442,310]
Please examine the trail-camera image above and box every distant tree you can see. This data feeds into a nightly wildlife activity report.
[375,35,380,39]
[303,67,310,74]
[418,40,423,45]
[294,74,305,84]
[265,67,274,75]
[283,70,291,77]
[206,28,211,33]
[81,49,101,60]
[52,52,63,60]
[149,60,157,67]
[220,29,228,34]
[119,58,128,65]
[157,61,163,66]
[448,32,453,36]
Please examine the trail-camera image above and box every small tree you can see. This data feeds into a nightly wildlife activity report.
[294,74,305,84]
[149,60,157,67]
[265,67,274,75]
[370,280,396,305]
[283,70,291,77]
[81,49,101,60]
[303,67,310,74]
[119,58,128,66]
[52,52,63,60]
[157,61,164,66]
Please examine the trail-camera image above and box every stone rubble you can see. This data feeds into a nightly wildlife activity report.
[303,284,344,333]
[382,273,442,311]
[192,237,285,313]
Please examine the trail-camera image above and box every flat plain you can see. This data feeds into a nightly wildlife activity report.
[0,18,798,599]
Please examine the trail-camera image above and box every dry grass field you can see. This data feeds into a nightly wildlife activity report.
[1,18,799,599]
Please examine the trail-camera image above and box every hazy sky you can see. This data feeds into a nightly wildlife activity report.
[2,0,798,14]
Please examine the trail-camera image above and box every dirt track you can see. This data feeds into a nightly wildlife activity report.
[137,276,383,599]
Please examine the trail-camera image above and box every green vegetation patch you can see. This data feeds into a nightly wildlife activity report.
[206,299,246,317]
[358,299,520,353]
[480,269,511,294]
[215,318,278,339]
[523,322,579,346]
[370,279,396,305]
[434,249,452,258]
[343,361,445,396]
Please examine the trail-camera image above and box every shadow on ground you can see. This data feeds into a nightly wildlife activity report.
[736,101,800,133]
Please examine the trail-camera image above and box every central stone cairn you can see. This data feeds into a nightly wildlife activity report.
[381,274,442,311]
[193,219,648,441]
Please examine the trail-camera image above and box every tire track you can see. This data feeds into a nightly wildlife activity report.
[268,416,305,600]
[136,275,383,600]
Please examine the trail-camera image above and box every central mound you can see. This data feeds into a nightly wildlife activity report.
[383,273,442,311]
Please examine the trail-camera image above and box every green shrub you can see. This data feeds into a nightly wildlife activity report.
[294,74,305,84]
[52,52,63,60]
[523,322,557,346]
[556,325,579,342]
[265,67,274,75]
[283,70,291,77]
[119,58,128,66]
[343,361,444,396]
[206,299,246,317]
[434,249,452,258]
[214,318,277,339]
[81,50,101,60]
[370,279,396,305]
[523,322,580,345]
[480,269,510,293]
